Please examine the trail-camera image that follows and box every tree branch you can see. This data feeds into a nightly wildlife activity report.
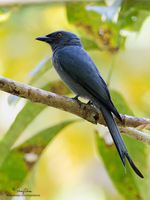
[120,127,150,145]
[0,0,100,6]
[0,76,150,144]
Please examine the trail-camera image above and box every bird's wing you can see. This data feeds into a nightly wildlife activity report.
[57,46,121,120]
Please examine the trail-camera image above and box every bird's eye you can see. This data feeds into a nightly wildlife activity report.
[57,33,62,38]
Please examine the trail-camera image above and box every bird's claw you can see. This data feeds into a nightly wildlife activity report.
[72,95,82,107]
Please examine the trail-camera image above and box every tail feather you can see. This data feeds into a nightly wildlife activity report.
[125,153,144,178]
[99,105,144,178]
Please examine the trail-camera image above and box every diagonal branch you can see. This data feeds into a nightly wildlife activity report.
[0,75,150,144]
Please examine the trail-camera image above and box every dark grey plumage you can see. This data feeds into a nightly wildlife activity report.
[36,30,143,178]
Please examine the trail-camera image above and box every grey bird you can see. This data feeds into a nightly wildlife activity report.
[36,30,143,178]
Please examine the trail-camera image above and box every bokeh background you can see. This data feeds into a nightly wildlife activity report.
[0,1,150,200]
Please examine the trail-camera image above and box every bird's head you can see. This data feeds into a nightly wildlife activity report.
[36,30,82,51]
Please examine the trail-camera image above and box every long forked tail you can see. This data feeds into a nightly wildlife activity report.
[100,105,144,178]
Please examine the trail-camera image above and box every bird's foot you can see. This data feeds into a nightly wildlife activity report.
[72,95,82,107]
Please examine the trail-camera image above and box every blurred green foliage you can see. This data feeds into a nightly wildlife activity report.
[0,1,150,200]
[0,120,74,197]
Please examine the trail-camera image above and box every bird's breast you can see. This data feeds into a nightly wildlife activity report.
[52,52,91,99]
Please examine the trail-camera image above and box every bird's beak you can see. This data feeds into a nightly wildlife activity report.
[36,35,50,42]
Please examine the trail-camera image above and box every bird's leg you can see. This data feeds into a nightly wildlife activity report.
[72,95,82,106]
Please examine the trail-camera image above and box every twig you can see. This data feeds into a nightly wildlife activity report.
[116,114,150,130]
[0,76,150,144]
[120,127,150,145]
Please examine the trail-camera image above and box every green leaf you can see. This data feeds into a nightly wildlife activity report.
[66,1,150,52]
[66,2,121,51]
[96,90,148,200]
[0,120,75,195]
[0,102,46,167]
[0,81,70,167]
[119,0,150,32]
[66,2,123,52]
